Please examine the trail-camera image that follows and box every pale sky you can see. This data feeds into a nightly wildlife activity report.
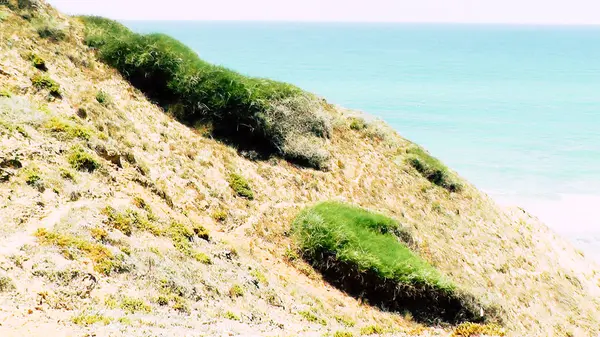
[46,0,600,24]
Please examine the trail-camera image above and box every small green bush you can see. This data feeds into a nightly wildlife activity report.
[72,313,112,326]
[27,53,47,71]
[298,310,326,325]
[35,19,67,41]
[120,297,151,313]
[228,284,244,298]
[224,311,240,321]
[95,90,111,106]
[79,16,330,169]
[0,11,9,22]
[292,201,484,323]
[407,147,462,192]
[0,275,16,292]
[228,173,254,200]
[23,167,41,186]
[44,117,91,140]
[360,325,385,335]
[192,251,212,264]
[68,146,100,172]
[31,74,61,98]
[333,331,353,337]
[0,89,12,98]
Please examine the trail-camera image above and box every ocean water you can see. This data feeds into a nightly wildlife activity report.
[125,22,600,260]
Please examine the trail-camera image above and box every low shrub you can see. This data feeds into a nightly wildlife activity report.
[292,202,485,324]
[44,117,91,140]
[120,297,151,313]
[27,53,47,71]
[35,18,67,41]
[452,322,506,336]
[228,173,254,200]
[95,90,111,106]
[298,310,326,325]
[228,284,244,298]
[79,16,331,169]
[72,313,112,326]
[31,74,61,97]
[407,146,462,192]
[68,146,100,172]
[360,325,385,335]
[35,228,120,275]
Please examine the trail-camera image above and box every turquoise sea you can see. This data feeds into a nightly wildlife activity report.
[125,22,600,259]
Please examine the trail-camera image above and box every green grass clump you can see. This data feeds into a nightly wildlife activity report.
[31,74,61,97]
[0,275,16,293]
[292,201,484,323]
[452,322,505,336]
[228,284,244,298]
[192,251,212,264]
[44,117,91,140]
[79,16,330,169]
[68,146,100,172]
[333,331,353,337]
[406,147,462,192]
[72,313,112,326]
[224,311,240,321]
[0,89,12,98]
[23,167,41,186]
[120,297,152,313]
[35,228,120,275]
[27,53,47,71]
[335,315,356,327]
[228,173,254,200]
[298,310,327,325]
[0,11,9,22]
[95,90,111,106]
[35,18,67,41]
[360,325,385,335]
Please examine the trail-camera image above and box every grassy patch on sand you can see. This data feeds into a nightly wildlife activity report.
[78,16,331,169]
[292,201,485,324]
[407,146,462,192]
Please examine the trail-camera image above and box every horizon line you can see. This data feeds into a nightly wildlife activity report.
[114,19,600,27]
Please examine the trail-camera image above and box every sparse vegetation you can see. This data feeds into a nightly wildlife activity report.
[23,166,41,186]
[228,173,254,200]
[34,228,121,275]
[27,53,47,71]
[0,89,12,98]
[228,284,244,298]
[121,297,152,313]
[224,311,240,321]
[335,315,356,327]
[31,74,61,97]
[95,90,111,106]
[0,275,16,292]
[35,18,67,41]
[72,313,112,326]
[298,310,326,325]
[79,16,331,169]
[360,325,386,335]
[192,251,212,264]
[251,269,268,285]
[44,117,91,140]
[349,117,367,131]
[68,146,100,172]
[407,146,462,192]
[452,322,506,336]
[333,331,354,337]
[292,202,485,323]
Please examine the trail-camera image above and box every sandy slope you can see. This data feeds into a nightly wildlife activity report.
[0,2,599,336]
